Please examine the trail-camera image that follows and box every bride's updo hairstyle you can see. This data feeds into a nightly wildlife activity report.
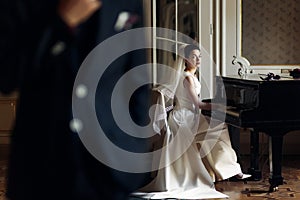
[184,44,200,68]
[184,44,200,58]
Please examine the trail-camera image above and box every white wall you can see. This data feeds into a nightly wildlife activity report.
[221,0,238,76]
[199,0,214,99]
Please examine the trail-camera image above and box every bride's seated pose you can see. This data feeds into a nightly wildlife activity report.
[132,44,250,199]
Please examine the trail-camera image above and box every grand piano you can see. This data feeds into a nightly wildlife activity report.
[202,74,300,192]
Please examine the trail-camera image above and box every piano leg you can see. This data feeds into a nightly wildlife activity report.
[228,125,242,168]
[268,133,284,192]
[247,129,262,181]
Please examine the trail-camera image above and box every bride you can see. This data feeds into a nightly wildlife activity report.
[132,44,250,199]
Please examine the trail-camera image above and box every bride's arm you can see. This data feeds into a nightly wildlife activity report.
[183,76,212,110]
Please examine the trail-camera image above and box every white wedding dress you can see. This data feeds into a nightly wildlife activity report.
[131,72,242,200]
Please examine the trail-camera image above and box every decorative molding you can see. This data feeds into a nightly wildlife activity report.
[232,55,252,76]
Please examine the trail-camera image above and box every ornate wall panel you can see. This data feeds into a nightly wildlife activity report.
[242,0,300,65]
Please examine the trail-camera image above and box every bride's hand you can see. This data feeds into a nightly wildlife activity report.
[211,103,227,111]
[58,0,102,28]
[199,102,212,110]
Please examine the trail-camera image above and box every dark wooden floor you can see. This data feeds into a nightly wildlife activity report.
[0,144,299,200]
[0,145,8,200]
[214,155,300,199]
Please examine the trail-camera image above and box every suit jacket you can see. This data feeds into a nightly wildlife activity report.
[0,0,152,199]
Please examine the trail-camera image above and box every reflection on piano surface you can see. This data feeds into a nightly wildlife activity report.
[202,74,300,192]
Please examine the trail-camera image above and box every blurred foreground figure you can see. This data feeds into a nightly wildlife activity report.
[0,0,151,199]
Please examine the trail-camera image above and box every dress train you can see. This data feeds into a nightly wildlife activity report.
[131,112,229,199]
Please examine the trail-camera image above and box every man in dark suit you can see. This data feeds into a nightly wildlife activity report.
[0,0,152,199]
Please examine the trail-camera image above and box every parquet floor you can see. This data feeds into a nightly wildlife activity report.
[0,144,8,200]
[0,144,299,200]
[214,155,300,199]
